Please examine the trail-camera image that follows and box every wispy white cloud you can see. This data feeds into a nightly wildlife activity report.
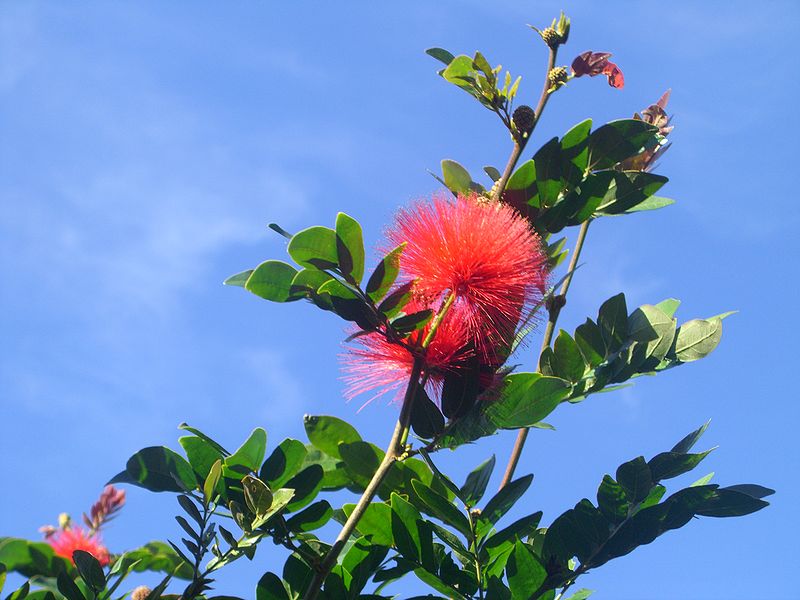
[240,349,309,426]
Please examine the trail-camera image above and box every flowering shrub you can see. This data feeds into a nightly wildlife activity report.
[0,11,771,600]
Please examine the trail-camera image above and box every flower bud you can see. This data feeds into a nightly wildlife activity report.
[548,66,568,90]
[532,12,570,47]
[512,105,536,134]
[540,27,560,49]
[131,586,152,600]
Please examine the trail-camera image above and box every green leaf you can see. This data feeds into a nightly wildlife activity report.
[427,521,470,559]
[587,119,658,171]
[426,47,456,66]
[255,572,290,600]
[723,484,775,499]
[284,465,324,512]
[204,459,222,501]
[552,330,586,383]
[442,55,480,96]
[691,472,715,487]
[564,589,594,600]
[507,160,535,191]
[484,166,502,182]
[597,293,628,353]
[285,500,333,532]
[459,455,496,508]
[596,475,628,524]
[505,160,537,208]
[411,480,472,538]
[542,171,613,232]
[56,573,85,600]
[410,387,445,440]
[574,319,607,368]
[178,423,230,456]
[224,428,267,478]
[671,318,723,362]
[596,172,668,215]
[179,436,224,480]
[287,225,338,270]
[627,304,676,363]
[591,486,717,566]
[335,212,365,284]
[441,159,472,195]
[245,261,299,302]
[480,474,534,530]
[639,483,667,510]
[289,268,333,300]
[251,488,295,529]
[671,421,711,454]
[648,449,714,482]
[543,499,609,564]
[482,512,543,551]
[391,310,433,335]
[441,365,481,420]
[414,568,468,600]
[301,446,351,491]
[268,222,294,239]
[316,279,376,328]
[419,450,465,502]
[342,538,389,595]
[378,280,415,318]
[110,446,198,493]
[242,474,273,516]
[507,540,546,600]
[486,373,572,428]
[533,137,563,207]
[223,270,253,288]
[260,438,308,489]
[282,553,314,598]
[365,243,405,303]
[0,564,6,595]
[696,488,770,517]
[7,581,31,600]
[560,118,593,176]
[391,493,422,561]
[118,541,193,579]
[616,456,653,503]
[0,539,70,579]
[304,415,362,460]
[338,441,384,490]
[72,550,105,593]
[177,494,203,526]
[342,503,393,546]
[623,195,674,213]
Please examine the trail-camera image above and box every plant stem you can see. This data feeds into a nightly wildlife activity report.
[492,46,558,201]
[304,358,423,600]
[498,219,591,489]
[304,290,459,599]
[467,510,484,600]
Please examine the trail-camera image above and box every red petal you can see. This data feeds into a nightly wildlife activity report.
[603,62,625,89]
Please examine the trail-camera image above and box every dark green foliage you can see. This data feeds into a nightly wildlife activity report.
[540,425,771,587]
[502,118,670,234]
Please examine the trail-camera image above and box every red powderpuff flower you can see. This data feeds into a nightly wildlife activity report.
[342,298,471,404]
[386,193,548,363]
[47,527,110,566]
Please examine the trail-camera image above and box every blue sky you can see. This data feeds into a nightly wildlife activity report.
[1,2,798,598]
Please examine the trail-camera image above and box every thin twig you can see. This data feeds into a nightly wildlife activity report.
[303,360,422,600]
[498,219,591,489]
[491,46,558,202]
